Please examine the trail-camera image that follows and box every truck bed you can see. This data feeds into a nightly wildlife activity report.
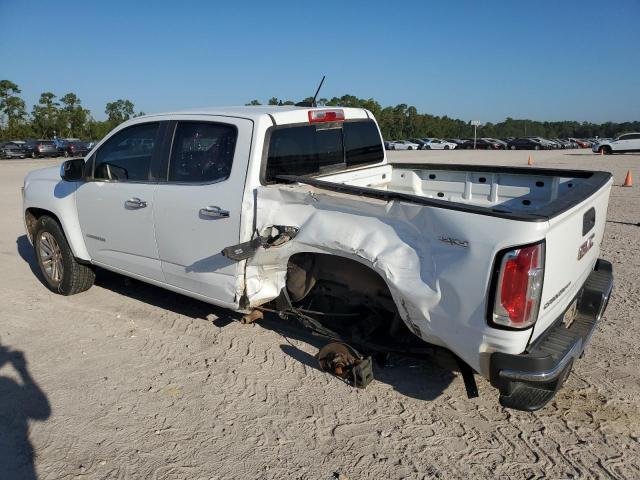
[279,163,612,222]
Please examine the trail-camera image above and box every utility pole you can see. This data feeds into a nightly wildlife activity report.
[471,120,480,149]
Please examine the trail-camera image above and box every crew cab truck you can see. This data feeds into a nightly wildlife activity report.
[22,106,614,411]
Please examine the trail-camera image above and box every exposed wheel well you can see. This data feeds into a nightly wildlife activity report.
[286,252,398,317]
[281,252,431,350]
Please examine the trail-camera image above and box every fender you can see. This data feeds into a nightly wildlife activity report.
[23,164,91,261]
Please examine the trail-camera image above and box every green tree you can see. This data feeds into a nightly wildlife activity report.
[60,93,90,137]
[0,80,25,131]
[245,99,261,106]
[105,99,135,126]
[32,92,60,138]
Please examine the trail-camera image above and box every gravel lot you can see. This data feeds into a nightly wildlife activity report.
[1,150,639,479]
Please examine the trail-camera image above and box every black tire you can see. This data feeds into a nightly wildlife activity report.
[33,215,95,295]
[444,145,450,150]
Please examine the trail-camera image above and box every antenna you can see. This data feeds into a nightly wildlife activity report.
[295,76,326,107]
[311,75,325,107]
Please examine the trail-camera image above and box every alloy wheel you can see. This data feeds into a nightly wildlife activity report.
[39,232,64,284]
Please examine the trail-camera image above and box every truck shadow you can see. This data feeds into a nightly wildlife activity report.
[257,314,457,402]
[93,269,241,325]
[16,234,238,324]
[0,341,51,480]
[16,235,43,283]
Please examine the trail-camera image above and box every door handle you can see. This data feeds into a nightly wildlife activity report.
[199,206,230,219]
[125,197,147,209]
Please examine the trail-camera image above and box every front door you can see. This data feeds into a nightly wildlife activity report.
[76,121,165,282]
[153,117,253,307]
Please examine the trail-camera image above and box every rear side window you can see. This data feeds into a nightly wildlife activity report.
[265,120,383,182]
[168,122,237,183]
[94,123,159,181]
[345,120,384,166]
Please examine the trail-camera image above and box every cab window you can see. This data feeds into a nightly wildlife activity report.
[94,123,159,181]
[168,122,237,183]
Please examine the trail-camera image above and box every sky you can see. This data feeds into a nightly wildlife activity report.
[1,0,639,123]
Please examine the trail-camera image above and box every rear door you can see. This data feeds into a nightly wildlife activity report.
[152,117,253,307]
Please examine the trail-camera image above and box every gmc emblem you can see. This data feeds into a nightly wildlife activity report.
[577,233,595,260]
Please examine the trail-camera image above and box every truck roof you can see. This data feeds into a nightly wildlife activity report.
[139,106,370,125]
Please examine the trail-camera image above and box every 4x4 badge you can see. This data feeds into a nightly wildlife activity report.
[439,236,469,248]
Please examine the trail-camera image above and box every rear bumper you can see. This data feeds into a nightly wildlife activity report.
[489,258,613,411]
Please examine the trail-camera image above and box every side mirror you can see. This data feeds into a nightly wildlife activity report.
[60,158,85,181]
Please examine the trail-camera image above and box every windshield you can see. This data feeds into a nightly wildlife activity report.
[265,120,384,182]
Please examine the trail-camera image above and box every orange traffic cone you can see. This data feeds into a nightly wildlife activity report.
[600,149,604,156]
[527,155,534,166]
[622,170,633,187]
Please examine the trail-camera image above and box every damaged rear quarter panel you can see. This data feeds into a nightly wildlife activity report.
[244,183,548,376]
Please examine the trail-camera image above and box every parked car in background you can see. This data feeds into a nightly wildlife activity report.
[62,141,91,157]
[54,138,82,155]
[388,140,421,150]
[482,138,507,149]
[24,140,59,158]
[444,138,465,146]
[560,138,578,148]
[408,138,429,149]
[459,138,502,150]
[1,141,27,159]
[507,138,550,150]
[592,133,640,154]
[570,138,591,148]
[422,138,458,150]
[523,137,558,149]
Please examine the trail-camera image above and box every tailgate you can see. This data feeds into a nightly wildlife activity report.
[531,179,613,342]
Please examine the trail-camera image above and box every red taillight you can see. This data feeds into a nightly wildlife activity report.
[492,242,544,328]
[308,109,345,123]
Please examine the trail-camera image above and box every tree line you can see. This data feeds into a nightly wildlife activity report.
[0,80,144,141]
[247,95,640,140]
[1,79,637,142]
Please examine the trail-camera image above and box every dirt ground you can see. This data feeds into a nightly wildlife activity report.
[1,149,639,479]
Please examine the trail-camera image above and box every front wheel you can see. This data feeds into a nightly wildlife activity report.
[33,215,95,295]
[444,145,450,150]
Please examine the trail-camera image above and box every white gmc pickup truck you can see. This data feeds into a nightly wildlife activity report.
[22,106,613,411]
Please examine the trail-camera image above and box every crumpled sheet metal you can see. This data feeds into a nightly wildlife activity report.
[245,184,441,341]
[243,183,545,374]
